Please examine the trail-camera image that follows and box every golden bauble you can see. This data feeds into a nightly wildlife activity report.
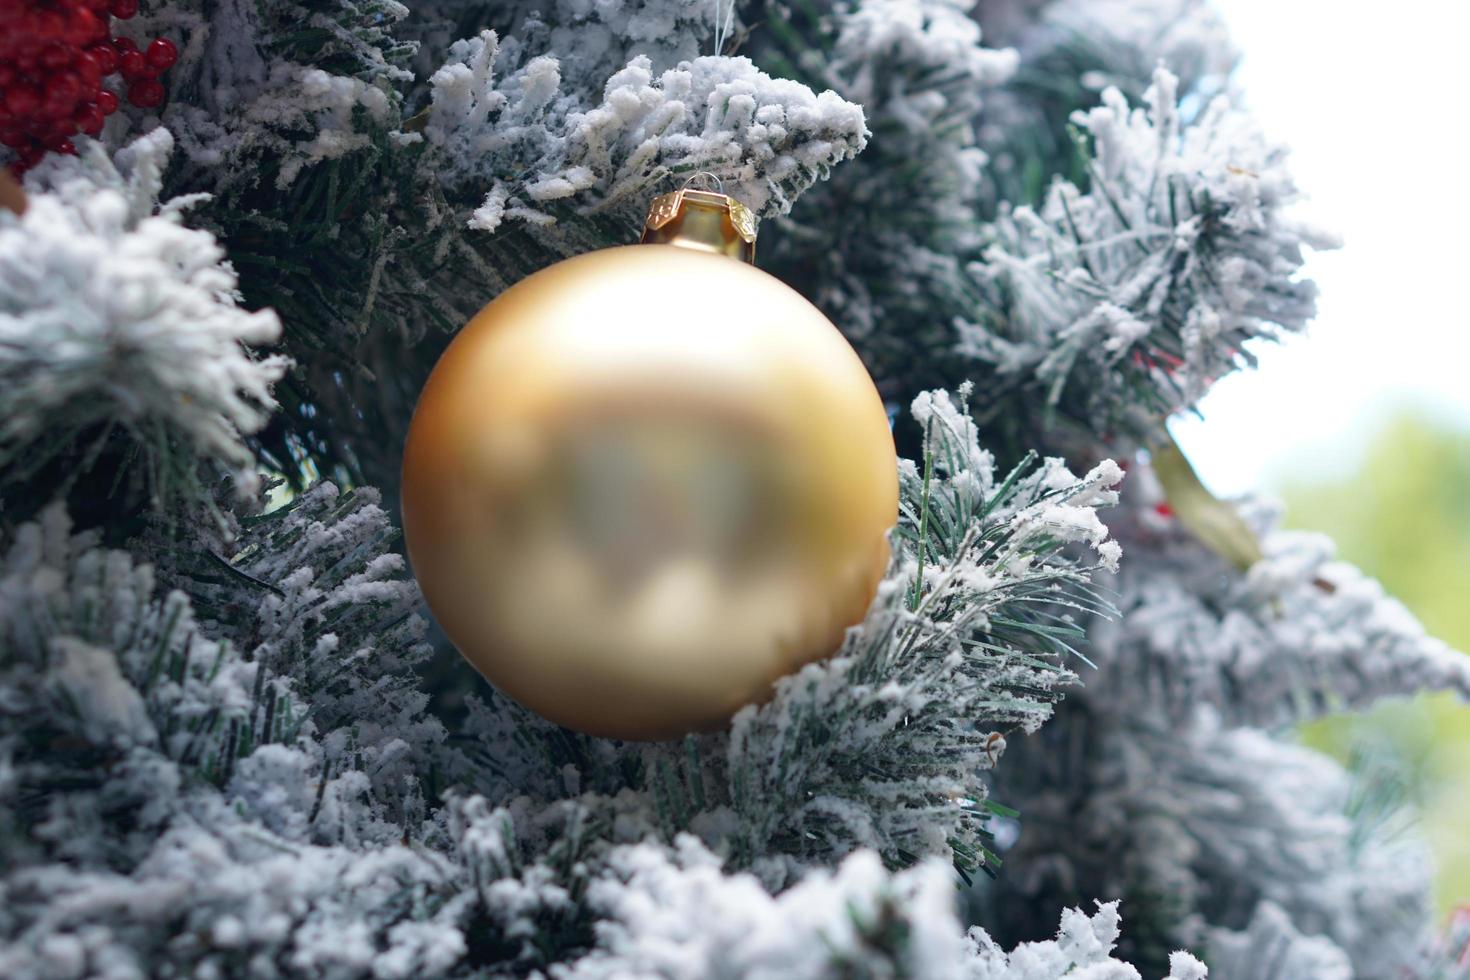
[402,238,896,740]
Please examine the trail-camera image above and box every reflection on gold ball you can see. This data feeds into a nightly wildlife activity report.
[401,244,897,740]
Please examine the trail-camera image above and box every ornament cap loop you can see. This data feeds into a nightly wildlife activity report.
[640,186,756,263]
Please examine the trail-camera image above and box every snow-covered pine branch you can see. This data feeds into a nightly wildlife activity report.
[96,0,869,498]
[564,840,1207,980]
[144,482,443,821]
[988,714,1434,979]
[406,0,742,111]
[0,131,285,515]
[977,464,1466,977]
[716,387,1122,885]
[1093,479,1470,730]
[0,489,458,977]
[130,0,416,191]
[982,0,1238,210]
[756,0,1018,371]
[424,29,867,234]
[973,66,1336,443]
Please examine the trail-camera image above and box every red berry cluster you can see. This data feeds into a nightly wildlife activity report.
[0,0,177,175]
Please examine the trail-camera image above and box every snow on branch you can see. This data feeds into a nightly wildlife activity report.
[989,712,1434,979]
[425,30,868,231]
[756,0,1017,358]
[993,643,1440,980]
[1007,0,1236,103]
[0,492,462,977]
[973,67,1335,437]
[0,805,466,979]
[978,468,1465,976]
[148,482,442,816]
[0,131,285,508]
[135,0,416,189]
[712,388,1122,885]
[0,504,267,871]
[1205,902,1354,980]
[564,840,1207,979]
[1095,482,1470,731]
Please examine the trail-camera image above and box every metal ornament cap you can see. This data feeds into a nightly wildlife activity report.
[640,183,757,263]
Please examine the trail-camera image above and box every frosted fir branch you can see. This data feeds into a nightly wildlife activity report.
[706,388,1121,885]
[974,461,1463,976]
[983,0,1237,190]
[0,498,468,977]
[125,0,416,190]
[1094,475,1470,731]
[756,0,1017,356]
[972,67,1335,439]
[1204,901,1353,980]
[1173,727,1433,979]
[986,711,1436,978]
[566,841,1207,979]
[425,30,868,232]
[0,505,270,871]
[0,799,468,980]
[142,481,443,822]
[970,902,1208,980]
[405,0,725,86]
[0,480,448,863]
[1019,0,1236,101]
[0,130,285,513]
[2,791,1196,979]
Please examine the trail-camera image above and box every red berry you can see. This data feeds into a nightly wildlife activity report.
[145,37,176,71]
[0,0,171,173]
[71,8,104,45]
[118,49,146,80]
[13,38,42,71]
[75,102,105,134]
[40,43,69,70]
[47,71,83,106]
[31,9,65,40]
[75,51,103,88]
[65,8,96,45]
[5,84,39,118]
[41,117,74,142]
[127,78,163,108]
[88,43,118,75]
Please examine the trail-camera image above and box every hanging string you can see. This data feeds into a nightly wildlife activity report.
[712,0,736,56]
[683,172,724,194]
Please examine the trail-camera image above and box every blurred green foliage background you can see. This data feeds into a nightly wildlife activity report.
[1277,406,1470,918]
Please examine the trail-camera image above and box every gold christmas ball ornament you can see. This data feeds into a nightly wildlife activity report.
[401,184,897,740]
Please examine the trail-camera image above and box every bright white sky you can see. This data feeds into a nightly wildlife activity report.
[1170,0,1470,495]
